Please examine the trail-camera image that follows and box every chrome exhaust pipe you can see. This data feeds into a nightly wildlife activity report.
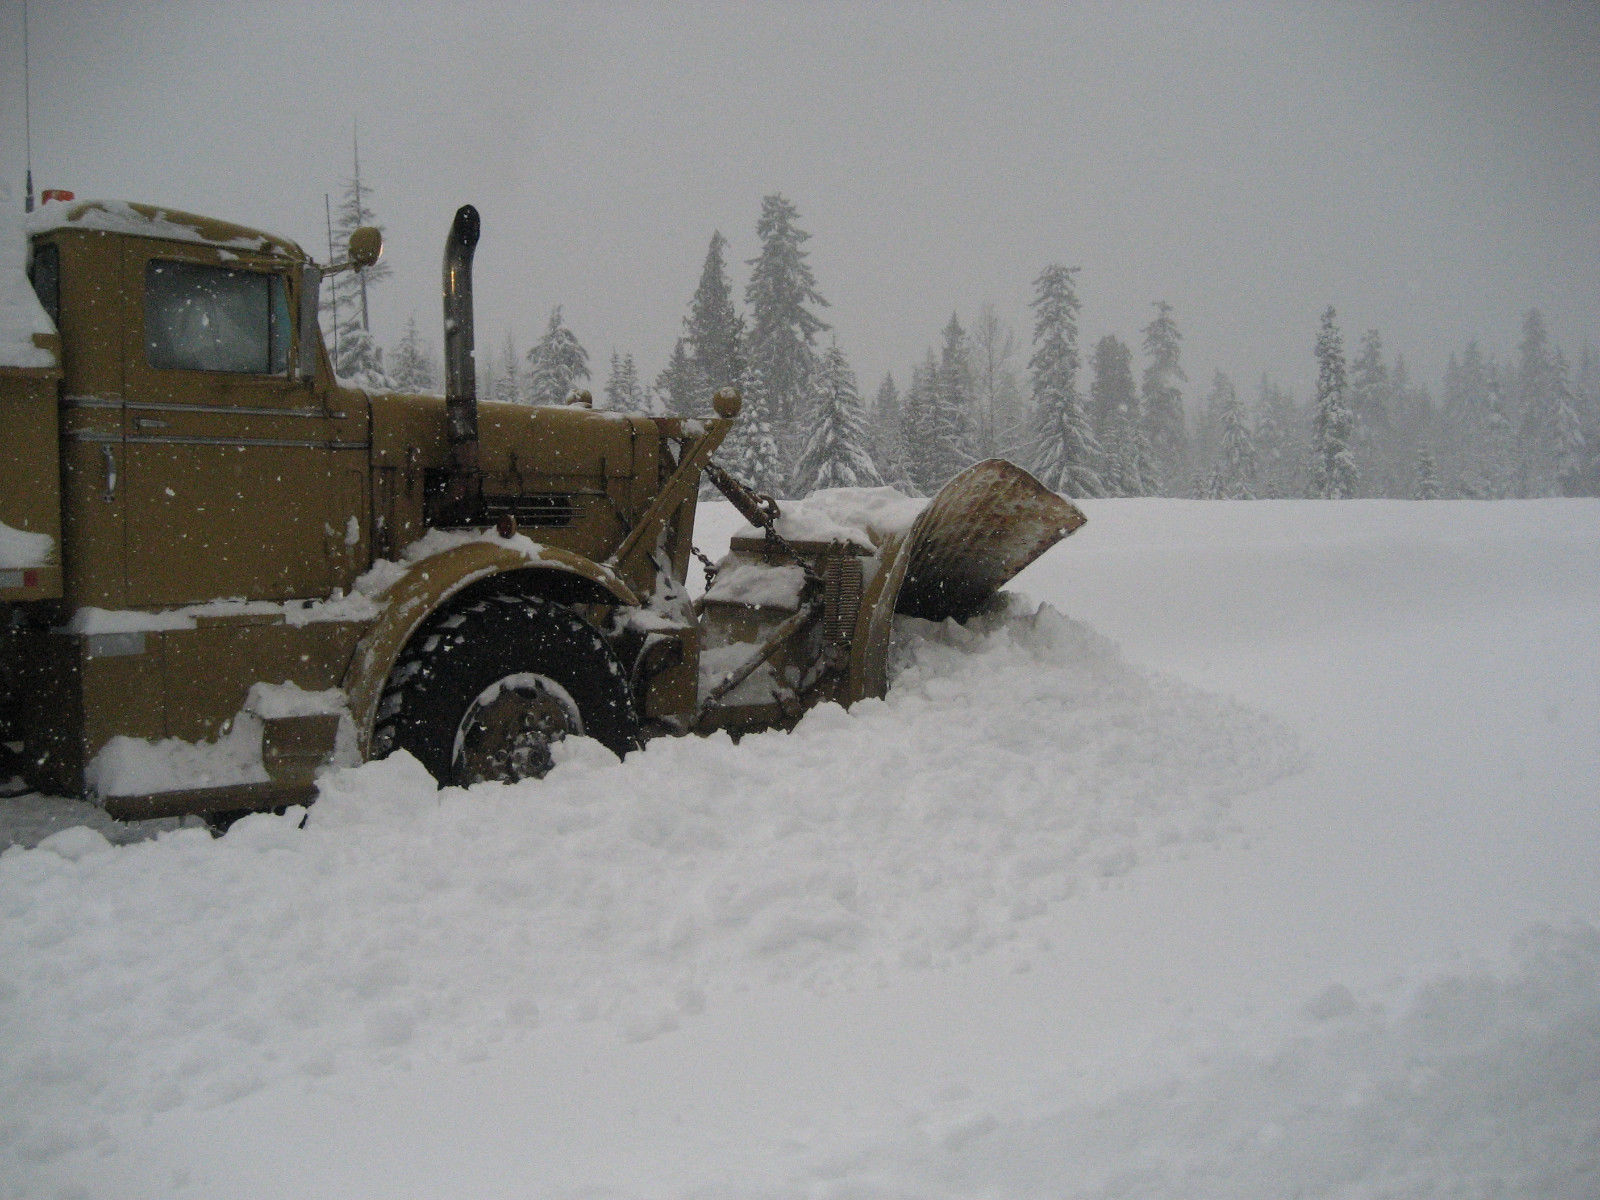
[435,204,483,526]
[443,204,481,460]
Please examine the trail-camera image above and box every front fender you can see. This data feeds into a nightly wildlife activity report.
[343,540,639,755]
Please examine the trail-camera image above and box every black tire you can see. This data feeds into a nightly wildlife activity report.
[371,593,639,786]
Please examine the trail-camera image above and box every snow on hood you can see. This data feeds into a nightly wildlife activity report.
[734,485,926,549]
[0,215,56,370]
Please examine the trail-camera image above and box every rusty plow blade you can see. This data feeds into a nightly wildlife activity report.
[893,459,1086,622]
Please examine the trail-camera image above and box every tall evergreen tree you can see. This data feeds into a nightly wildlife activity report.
[653,337,704,418]
[901,353,941,496]
[1140,301,1187,493]
[1440,339,1494,496]
[603,350,649,413]
[525,307,590,405]
[1348,329,1391,431]
[745,194,829,477]
[1209,371,1257,499]
[721,361,785,495]
[970,305,1022,458]
[389,315,438,392]
[1414,442,1441,499]
[493,331,523,405]
[1347,328,1396,495]
[321,134,392,388]
[929,312,977,483]
[1514,308,1580,496]
[1252,375,1301,499]
[1311,306,1357,499]
[1577,344,1600,496]
[685,232,745,403]
[792,343,883,495]
[870,373,915,493]
[1090,334,1144,496]
[1479,376,1518,499]
[1547,349,1588,496]
[1027,265,1101,497]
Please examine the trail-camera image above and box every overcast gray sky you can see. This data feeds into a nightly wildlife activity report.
[4,0,1597,407]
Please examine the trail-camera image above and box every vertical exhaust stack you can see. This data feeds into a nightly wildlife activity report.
[440,204,482,524]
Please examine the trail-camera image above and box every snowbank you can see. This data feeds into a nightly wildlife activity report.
[0,596,1299,1185]
[720,922,1600,1198]
[1,496,1595,1198]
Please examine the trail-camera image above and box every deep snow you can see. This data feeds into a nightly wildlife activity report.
[2,497,1597,1198]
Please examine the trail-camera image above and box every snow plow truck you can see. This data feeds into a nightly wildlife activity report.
[0,196,1085,820]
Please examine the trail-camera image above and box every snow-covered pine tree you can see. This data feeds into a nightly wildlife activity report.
[930,313,977,484]
[970,305,1022,458]
[654,337,705,418]
[525,307,590,405]
[1310,306,1357,499]
[1211,371,1257,499]
[685,232,745,404]
[1514,308,1584,496]
[603,350,650,413]
[321,135,392,389]
[493,331,523,405]
[1440,339,1495,496]
[1578,345,1600,496]
[901,352,941,495]
[1027,265,1101,497]
[389,315,438,392]
[1252,375,1303,498]
[869,373,916,494]
[331,309,390,388]
[745,194,829,479]
[1347,328,1395,495]
[1140,300,1187,493]
[1479,376,1518,498]
[791,342,882,495]
[603,350,626,411]
[721,361,785,495]
[1548,349,1588,497]
[1348,329,1391,432]
[1089,334,1143,496]
[1414,442,1441,499]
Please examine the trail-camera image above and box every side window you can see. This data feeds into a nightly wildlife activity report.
[27,243,60,327]
[144,259,289,375]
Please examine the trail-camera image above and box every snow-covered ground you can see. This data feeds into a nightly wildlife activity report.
[2,497,1597,1198]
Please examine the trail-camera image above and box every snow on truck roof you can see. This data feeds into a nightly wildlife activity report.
[2,215,57,371]
[25,199,306,261]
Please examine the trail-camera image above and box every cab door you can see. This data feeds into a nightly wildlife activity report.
[120,240,362,607]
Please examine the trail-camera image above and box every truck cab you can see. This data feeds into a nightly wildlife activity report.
[0,200,725,814]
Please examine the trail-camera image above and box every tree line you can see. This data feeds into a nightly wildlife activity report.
[323,152,1599,501]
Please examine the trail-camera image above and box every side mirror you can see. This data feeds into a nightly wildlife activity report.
[347,226,383,270]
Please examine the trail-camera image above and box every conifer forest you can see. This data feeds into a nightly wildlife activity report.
[326,158,1599,505]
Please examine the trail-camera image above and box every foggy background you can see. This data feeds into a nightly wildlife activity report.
[3,0,1597,408]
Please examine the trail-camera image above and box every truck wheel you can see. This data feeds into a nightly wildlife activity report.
[373,594,639,786]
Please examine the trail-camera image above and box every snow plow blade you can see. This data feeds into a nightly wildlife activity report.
[894,459,1087,622]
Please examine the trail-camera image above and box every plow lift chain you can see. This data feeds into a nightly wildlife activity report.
[697,461,862,712]
[702,461,824,586]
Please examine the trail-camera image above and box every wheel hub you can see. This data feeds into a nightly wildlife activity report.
[451,673,584,785]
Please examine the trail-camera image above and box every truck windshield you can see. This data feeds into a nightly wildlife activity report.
[145,259,289,375]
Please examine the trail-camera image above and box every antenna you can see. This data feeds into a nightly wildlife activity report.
[24,0,35,212]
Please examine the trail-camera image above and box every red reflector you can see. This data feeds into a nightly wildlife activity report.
[23,570,38,588]
[42,189,76,204]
